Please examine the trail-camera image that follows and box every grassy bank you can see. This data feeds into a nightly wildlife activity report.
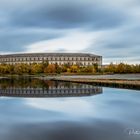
[52,78,140,90]
[1,74,140,90]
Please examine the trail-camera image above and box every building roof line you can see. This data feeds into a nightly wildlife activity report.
[0,53,101,57]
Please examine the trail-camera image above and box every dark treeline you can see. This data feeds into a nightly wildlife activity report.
[0,62,139,75]
[103,63,140,73]
[0,61,99,75]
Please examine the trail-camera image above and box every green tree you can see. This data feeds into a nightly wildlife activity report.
[93,63,98,72]
[105,63,116,73]
[116,63,126,73]
[55,63,62,74]
[42,60,49,68]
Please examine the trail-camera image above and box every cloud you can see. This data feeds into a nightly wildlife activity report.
[0,0,139,63]
[0,28,64,53]
[7,0,125,29]
[85,24,140,63]
[26,30,95,53]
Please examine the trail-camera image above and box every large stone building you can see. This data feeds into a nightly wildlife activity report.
[0,53,102,67]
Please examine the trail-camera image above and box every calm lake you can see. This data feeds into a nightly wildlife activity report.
[0,77,140,140]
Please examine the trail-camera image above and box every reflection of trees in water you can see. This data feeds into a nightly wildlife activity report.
[0,78,103,97]
[44,80,55,88]
[0,78,51,89]
[0,78,80,89]
[63,82,71,88]
[62,82,85,89]
[0,78,101,90]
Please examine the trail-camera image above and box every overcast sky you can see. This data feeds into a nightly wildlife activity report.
[0,0,140,64]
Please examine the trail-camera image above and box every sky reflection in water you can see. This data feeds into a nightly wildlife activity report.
[0,78,140,140]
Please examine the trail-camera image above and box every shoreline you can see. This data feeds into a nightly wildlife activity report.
[0,74,140,90]
[51,78,140,90]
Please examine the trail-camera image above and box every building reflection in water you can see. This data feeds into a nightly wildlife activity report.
[0,78,102,97]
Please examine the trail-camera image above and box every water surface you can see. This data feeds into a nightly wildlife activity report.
[0,77,140,140]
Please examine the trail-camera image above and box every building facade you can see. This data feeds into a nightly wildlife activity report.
[0,53,102,67]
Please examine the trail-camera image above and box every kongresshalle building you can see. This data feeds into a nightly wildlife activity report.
[0,53,102,67]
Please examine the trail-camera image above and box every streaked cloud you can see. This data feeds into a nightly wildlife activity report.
[26,30,96,53]
[0,0,139,64]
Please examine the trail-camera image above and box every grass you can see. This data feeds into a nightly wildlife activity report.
[52,78,140,90]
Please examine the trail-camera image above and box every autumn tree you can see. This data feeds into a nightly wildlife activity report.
[31,63,43,74]
[70,65,79,73]
[44,64,56,74]
[14,64,23,75]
